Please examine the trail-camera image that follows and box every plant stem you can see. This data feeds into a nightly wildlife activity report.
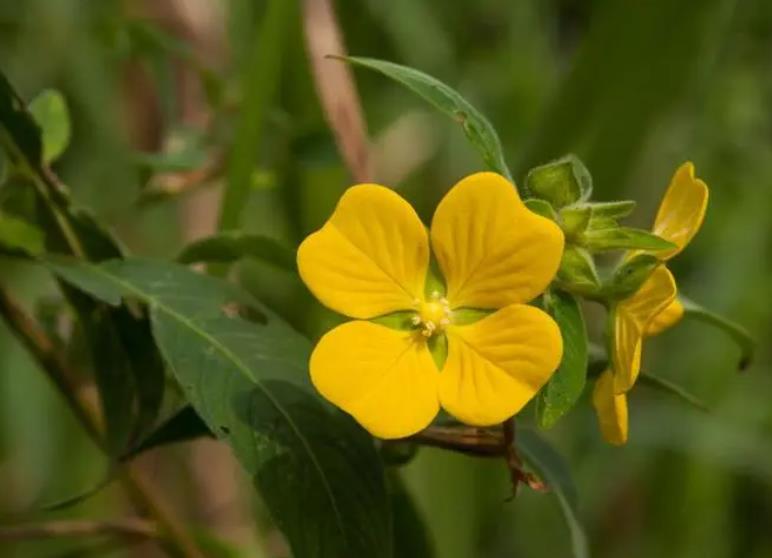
[217,0,292,233]
[0,286,205,558]
[0,518,159,541]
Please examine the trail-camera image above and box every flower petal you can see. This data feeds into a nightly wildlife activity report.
[430,172,564,309]
[652,162,709,260]
[646,298,685,336]
[439,304,562,425]
[298,184,430,319]
[592,370,628,445]
[309,320,439,439]
[612,266,677,393]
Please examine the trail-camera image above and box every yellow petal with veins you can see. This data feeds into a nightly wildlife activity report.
[646,298,685,336]
[652,162,709,261]
[592,369,628,445]
[439,304,562,425]
[430,172,564,309]
[298,184,429,319]
[612,266,677,393]
[309,321,439,439]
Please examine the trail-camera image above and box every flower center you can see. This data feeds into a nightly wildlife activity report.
[412,292,451,337]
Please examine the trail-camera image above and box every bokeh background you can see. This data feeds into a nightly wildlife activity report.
[1,0,770,557]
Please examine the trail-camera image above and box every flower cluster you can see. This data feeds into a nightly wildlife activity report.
[593,162,708,444]
[297,162,712,446]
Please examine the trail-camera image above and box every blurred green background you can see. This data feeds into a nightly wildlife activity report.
[1,0,770,556]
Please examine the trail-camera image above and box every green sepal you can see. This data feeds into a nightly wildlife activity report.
[524,198,558,221]
[559,205,592,239]
[525,154,592,208]
[580,227,676,252]
[556,246,601,296]
[451,307,493,325]
[587,200,636,221]
[427,332,448,372]
[371,310,418,331]
[604,254,659,299]
[680,296,755,370]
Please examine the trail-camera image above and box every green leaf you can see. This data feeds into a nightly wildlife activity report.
[0,70,165,452]
[581,227,676,252]
[0,211,44,255]
[125,405,212,459]
[537,291,588,429]
[517,429,588,558]
[680,296,755,370]
[48,258,392,558]
[638,371,710,413]
[218,0,293,232]
[0,71,43,170]
[177,232,296,272]
[342,56,512,180]
[525,155,592,208]
[28,90,71,164]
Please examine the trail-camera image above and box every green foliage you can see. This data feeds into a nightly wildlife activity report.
[177,232,296,271]
[47,258,392,558]
[0,211,44,255]
[537,290,588,429]
[28,90,71,164]
[343,56,512,180]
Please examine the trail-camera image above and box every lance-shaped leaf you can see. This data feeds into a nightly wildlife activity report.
[177,232,296,271]
[47,258,392,558]
[537,290,588,428]
[342,56,512,180]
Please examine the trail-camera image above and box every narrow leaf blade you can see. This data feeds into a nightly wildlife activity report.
[177,232,296,271]
[343,56,512,180]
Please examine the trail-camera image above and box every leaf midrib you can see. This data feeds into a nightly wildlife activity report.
[85,262,348,543]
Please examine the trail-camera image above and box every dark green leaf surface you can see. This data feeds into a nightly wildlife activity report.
[344,56,512,180]
[177,232,296,271]
[0,71,43,170]
[518,429,588,558]
[537,291,588,429]
[126,405,212,459]
[48,258,392,558]
[28,89,71,164]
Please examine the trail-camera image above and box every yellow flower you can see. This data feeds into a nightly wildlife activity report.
[298,172,565,439]
[593,162,709,445]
